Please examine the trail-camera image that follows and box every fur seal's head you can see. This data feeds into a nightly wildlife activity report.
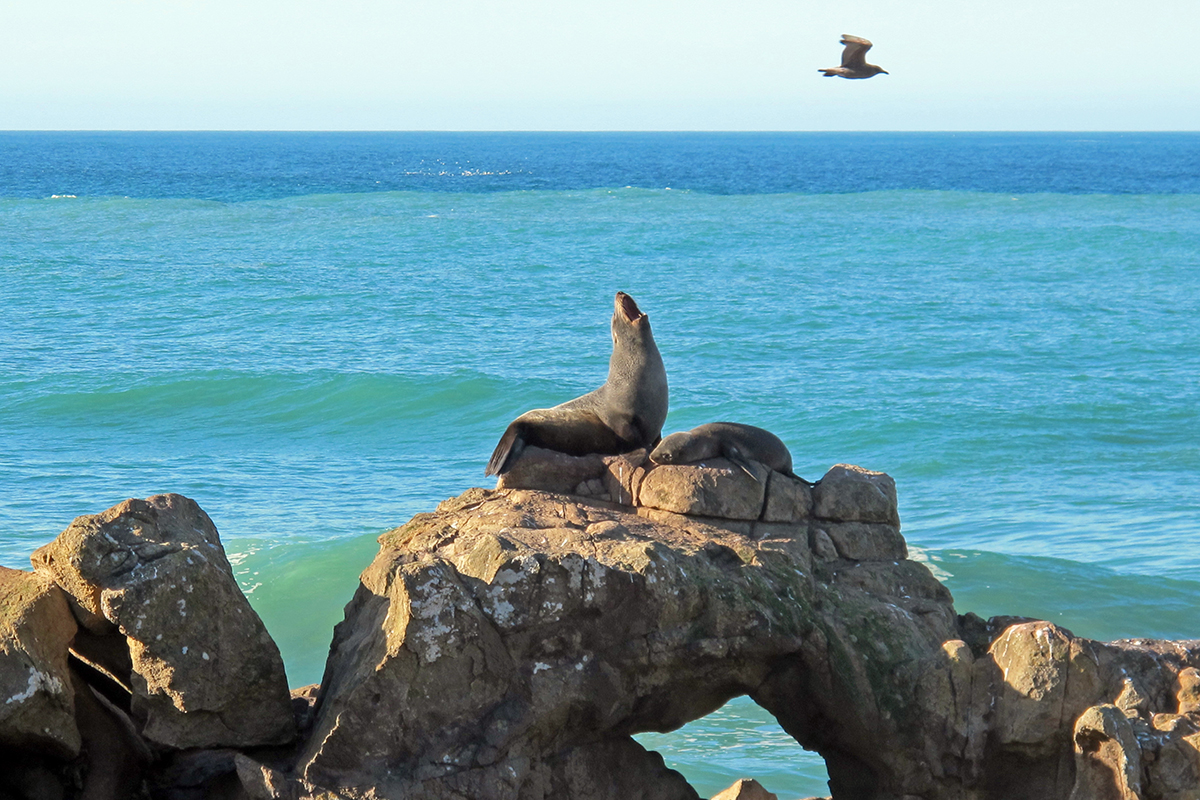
[649,430,710,465]
[612,291,650,343]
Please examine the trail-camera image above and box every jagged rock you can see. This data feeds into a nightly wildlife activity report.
[962,627,1200,800]
[290,683,320,735]
[262,477,1200,800]
[1178,667,1200,714]
[710,778,777,800]
[71,665,152,800]
[30,493,295,750]
[9,469,1200,800]
[811,464,899,526]
[810,528,839,561]
[0,566,80,759]
[496,446,608,494]
[1146,714,1200,800]
[987,621,1103,756]
[603,449,650,506]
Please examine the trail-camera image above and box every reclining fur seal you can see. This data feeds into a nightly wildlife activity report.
[650,422,794,480]
[485,292,668,476]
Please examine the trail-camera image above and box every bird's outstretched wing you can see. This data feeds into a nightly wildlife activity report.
[840,34,873,69]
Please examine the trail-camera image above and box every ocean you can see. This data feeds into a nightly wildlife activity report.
[2,131,1197,798]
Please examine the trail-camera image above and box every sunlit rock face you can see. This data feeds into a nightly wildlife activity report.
[30,493,295,750]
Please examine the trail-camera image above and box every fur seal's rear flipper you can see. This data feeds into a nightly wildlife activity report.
[485,292,668,476]
[650,422,794,478]
[486,424,523,477]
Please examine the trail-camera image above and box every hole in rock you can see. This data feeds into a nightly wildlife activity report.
[633,695,829,798]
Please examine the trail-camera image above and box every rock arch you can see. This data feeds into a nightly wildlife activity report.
[632,694,830,798]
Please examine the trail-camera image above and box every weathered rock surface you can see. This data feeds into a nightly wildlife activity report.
[267,450,1200,800]
[811,464,899,527]
[30,493,295,750]
[497,447,819,537]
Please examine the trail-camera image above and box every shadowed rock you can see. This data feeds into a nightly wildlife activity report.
[818,34,888,79]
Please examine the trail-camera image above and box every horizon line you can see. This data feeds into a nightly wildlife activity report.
[3,129,1199,135]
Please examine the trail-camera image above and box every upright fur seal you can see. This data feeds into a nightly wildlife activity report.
[485,292,668,476]
[650,422,794,480]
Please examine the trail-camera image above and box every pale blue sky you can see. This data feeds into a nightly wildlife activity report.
[2,0,1197,130]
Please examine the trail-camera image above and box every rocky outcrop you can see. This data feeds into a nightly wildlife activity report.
[2,458,1198,800]
[1,493,298,800]
[286,486,888,799]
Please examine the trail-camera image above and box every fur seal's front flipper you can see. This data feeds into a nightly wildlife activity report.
[485,292,669,476]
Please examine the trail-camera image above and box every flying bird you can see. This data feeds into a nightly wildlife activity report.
[819,35,888,79]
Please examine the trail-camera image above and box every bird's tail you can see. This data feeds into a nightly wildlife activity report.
[818,69,837,77]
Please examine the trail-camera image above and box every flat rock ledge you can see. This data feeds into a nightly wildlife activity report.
[0,458,1197,800]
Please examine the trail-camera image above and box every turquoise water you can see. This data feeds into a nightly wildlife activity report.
[2,133,1199,798]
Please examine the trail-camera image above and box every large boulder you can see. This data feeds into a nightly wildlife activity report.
[31,493,295,750]
[0,567,80,758]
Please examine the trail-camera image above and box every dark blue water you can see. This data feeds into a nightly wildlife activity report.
[3,131,1200,200]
